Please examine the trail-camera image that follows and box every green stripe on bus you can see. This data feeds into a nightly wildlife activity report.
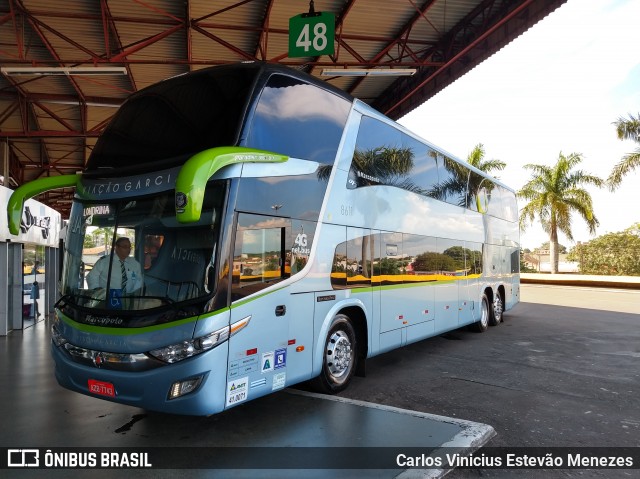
[57,307,228,336]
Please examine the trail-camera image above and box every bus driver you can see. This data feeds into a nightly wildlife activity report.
[87,237,142,293]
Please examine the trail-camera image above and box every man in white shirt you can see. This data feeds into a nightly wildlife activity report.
[87,237,142,293]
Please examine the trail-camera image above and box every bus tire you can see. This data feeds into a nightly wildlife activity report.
[489,290,504,326]
[471,293,490,332]
[312,314,357,394]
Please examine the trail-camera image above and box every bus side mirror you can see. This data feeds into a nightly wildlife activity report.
[175,147,287,224]
[6,174,80,236]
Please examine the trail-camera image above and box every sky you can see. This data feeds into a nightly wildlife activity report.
[399,0,640,250]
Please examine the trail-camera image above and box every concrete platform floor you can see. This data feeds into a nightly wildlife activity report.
[0,319,494,478]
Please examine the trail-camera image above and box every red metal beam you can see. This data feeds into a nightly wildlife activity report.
[255,0,275,61]
[110,23,184,62]
[1,131,102,137]
[191,24,257,61]
[384,0,536,116]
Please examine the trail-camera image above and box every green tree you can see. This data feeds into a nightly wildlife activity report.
[567,224,640,276]
[518,152,604,274]
[537,241,568,254]
[608,113,640,189]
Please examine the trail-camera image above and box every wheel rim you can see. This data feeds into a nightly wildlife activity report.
[493,295,503,322]
[480,298,489,328]
[326,330,353,381]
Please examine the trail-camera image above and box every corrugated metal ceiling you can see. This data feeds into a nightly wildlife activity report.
[0,0,567,215]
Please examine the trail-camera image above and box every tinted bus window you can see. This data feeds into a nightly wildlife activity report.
[467,171,485,212]
[348,116,403,189]
[246,74,351,164]
[349,117,439,198]
[403,136,439,197]
[487,183,503,218]
[88,67,255,171]
[502,188,518,222]
[434,155,468,207]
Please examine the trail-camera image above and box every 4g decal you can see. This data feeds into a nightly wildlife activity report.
[292,232,310,255]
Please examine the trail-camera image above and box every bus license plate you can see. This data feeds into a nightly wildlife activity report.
[88,379,116,397]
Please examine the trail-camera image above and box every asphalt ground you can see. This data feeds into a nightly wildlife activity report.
[338,284,640,478]
[2,284,638,478]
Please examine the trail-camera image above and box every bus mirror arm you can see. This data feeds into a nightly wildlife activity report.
[6,174,80,236]
[174,147,288,224]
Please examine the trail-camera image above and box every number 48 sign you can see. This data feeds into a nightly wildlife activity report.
[289,12,335,58]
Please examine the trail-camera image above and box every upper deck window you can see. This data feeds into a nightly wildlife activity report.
[245,74,351,164]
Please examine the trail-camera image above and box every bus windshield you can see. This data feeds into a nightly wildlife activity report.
[61,185,224,312]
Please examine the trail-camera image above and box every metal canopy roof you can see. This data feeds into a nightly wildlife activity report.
[0,0,566,216]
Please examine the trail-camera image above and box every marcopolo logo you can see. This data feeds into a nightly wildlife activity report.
[175,192,188,213]
[8,449,39,467]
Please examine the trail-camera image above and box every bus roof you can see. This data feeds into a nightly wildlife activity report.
[86,62,354,175]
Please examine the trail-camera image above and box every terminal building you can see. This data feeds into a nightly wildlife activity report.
[0,184,62,335]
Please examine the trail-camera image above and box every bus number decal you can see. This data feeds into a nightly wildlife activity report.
[226,376,249,407]
[340,204,353,216]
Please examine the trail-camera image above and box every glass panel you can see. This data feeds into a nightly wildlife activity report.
[231,213,290,300]
[61,186,222,311]
[143,234,165,270]
[467,172,485,212]
[434,155,468,207]
[502,187,519,222]
[467,243,484,276]
[246,74,351,164]
[435,238,467,276]
[331,239,348,289]
[403,136,439,197]
[88,66,256,171]
[375,232,404,286]
[331,231,374,289]
[407,235,439,281]
[289,220,316,276]
[347,116,404,189]
[345,234,372,288]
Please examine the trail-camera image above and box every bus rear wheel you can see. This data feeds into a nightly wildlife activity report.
[489,291,504,325]
[312,314,357,394]
[471,293,490,332]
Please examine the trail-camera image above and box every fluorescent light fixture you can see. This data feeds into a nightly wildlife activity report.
[1,66,127,76]
[321,68,417,77]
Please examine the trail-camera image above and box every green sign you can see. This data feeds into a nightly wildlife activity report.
[288,12,335,58]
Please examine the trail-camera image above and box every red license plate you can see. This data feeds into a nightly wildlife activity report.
[88,379,116,397]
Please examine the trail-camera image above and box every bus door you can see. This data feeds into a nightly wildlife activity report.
[227,213,291,408]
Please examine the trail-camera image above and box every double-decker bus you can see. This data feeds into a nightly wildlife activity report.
[7,62,519,415]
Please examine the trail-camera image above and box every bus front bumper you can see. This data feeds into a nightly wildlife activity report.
[51,341,229,416]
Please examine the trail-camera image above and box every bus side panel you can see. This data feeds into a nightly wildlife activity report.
[433,281,459,334]
[226,289,290,409]
[286,292,315,384]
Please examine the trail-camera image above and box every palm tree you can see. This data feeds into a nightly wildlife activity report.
[608,113,640,189]
[466,143,506,176]
[518,152,604,274]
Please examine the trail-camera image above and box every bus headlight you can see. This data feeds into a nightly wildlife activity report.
[51,322,68,347]
[149,326,229,364]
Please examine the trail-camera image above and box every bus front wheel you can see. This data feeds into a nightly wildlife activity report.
[312,314,357,394]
